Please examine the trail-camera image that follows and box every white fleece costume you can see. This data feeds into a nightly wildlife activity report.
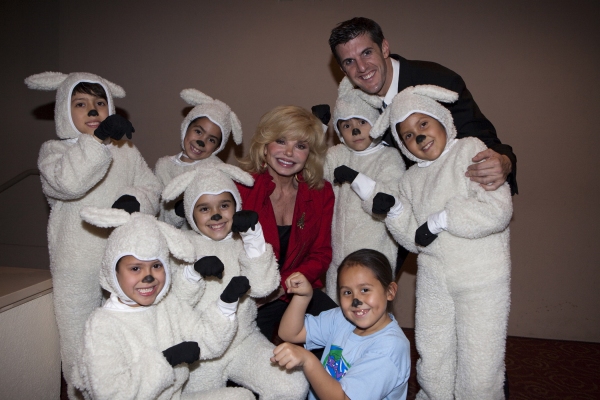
[371,85,512,400]
[155,89,242,229]
[324,77,405,302]
[72,209,254,400]
[25,71,162,396]
[162,164,309,399]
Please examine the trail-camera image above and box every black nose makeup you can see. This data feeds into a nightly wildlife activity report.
[142,275,155,283]
[351,298,363,308]
[88,109,99,117]
[210,214,222,221]
[352,128,361,136]
[196,140,205,148]
[416,135,426,144]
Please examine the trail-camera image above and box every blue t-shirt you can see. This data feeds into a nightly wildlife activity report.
[304,308,410,400]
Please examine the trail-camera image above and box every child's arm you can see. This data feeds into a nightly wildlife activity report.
[271,343,350,400]
[372,187,420,254]
[277,272,312,343]
[115,146,162,215]
[38,135,112,201]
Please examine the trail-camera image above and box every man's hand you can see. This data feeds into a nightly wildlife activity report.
[285,272,313,297]
[271,342,314,370]
[466,149,511,191]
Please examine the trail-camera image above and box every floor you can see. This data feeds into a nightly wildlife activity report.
[62,329,600,399]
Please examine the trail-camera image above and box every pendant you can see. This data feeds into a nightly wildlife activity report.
[297,212,305,229]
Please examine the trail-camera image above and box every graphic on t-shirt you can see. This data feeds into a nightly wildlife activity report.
[323,345,350,381]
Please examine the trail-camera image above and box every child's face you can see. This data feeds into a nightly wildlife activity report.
[397,113,447,161]
[193,192,235,241]
[70,92,109,135]
[338,118,373,151]
[338,264,397,336]
[116,256,166,307]
[182,117,223,162]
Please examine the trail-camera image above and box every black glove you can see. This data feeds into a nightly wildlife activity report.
[372,192,395,214]
[333,165,359,184]
[231,210,259,233]
[174,199,185,219]
[415,222,438,247]
[162,341,200,366]
[311,104,331,126]
[220,276,250,303]
[112,195,140,214]
[94,114,135,141]
[194,256,224,279]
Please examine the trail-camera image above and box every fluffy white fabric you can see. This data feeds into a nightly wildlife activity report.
[323,143,405,302]
[386,137,512,399]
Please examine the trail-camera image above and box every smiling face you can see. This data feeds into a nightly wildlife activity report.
[116,256,166,307]
[193,192,235,241]
[338,118,373,151]
[336,34,392,96]
[70,92,109,135]
[264,135,310,179]
[338,264,396,336]
[397,113,448,162]
[182,117,223,162]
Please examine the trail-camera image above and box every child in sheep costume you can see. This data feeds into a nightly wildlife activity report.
[25,71,162,397]
[371,85,512,400]
[72,208,255,400]
[155,89,242,229]
[323,77,405,303]
[162,163,309,399]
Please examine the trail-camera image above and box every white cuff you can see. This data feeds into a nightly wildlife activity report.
[427,210,448,234]
[240,222,266,258]
[386,197,404,220]
[351,173,376,201]
[183,265,202,283]
[217,298,238,321]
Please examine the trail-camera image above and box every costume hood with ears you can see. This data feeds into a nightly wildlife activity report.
[80,208,196,306]
[369,85,459,163]
[162,163,254,236]
[180,89,243,156]
[333,77,381,143]
[24,71,126,140]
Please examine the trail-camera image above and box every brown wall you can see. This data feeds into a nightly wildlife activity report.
[2,0,599,342]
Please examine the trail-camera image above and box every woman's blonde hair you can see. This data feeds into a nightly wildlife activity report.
[238,105,327,189]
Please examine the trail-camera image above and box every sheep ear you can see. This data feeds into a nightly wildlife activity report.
[337,77,355,97]
[80,207,131,228]
[370,106,392,139]
[24,72,67,91]
[104,80,126,98]
[180,88,213,106]
[356,90,384,109]
[156,221,196,263]
[216,164,254,187]
[162,169,198,202]
[412,85,458,104]
[230,111,243,145]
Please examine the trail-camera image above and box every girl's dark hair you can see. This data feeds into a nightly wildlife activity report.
[337,248,393,290]
[72,82,107,100]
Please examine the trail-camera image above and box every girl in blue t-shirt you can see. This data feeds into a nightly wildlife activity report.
[271,249,411,400]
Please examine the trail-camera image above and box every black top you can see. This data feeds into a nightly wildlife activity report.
[276,225,292,270]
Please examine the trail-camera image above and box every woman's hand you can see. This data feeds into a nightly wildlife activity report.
[256,285,286,308]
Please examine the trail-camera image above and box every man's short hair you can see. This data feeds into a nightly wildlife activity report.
[329,17,385,65]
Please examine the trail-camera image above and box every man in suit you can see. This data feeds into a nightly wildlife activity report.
[329,17,517,195]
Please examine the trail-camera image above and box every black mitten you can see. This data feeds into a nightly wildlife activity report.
[333,165,359,184]
[372,192,395,214]
[415,222,438,247]
[112,195,140,214]
[174,199,185,219]
[194,256,224,279]
[231,210,259,233]
[220,276,250,303]
[162,341,200,366]
[94,114,135,141]
[311,104,331,126]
